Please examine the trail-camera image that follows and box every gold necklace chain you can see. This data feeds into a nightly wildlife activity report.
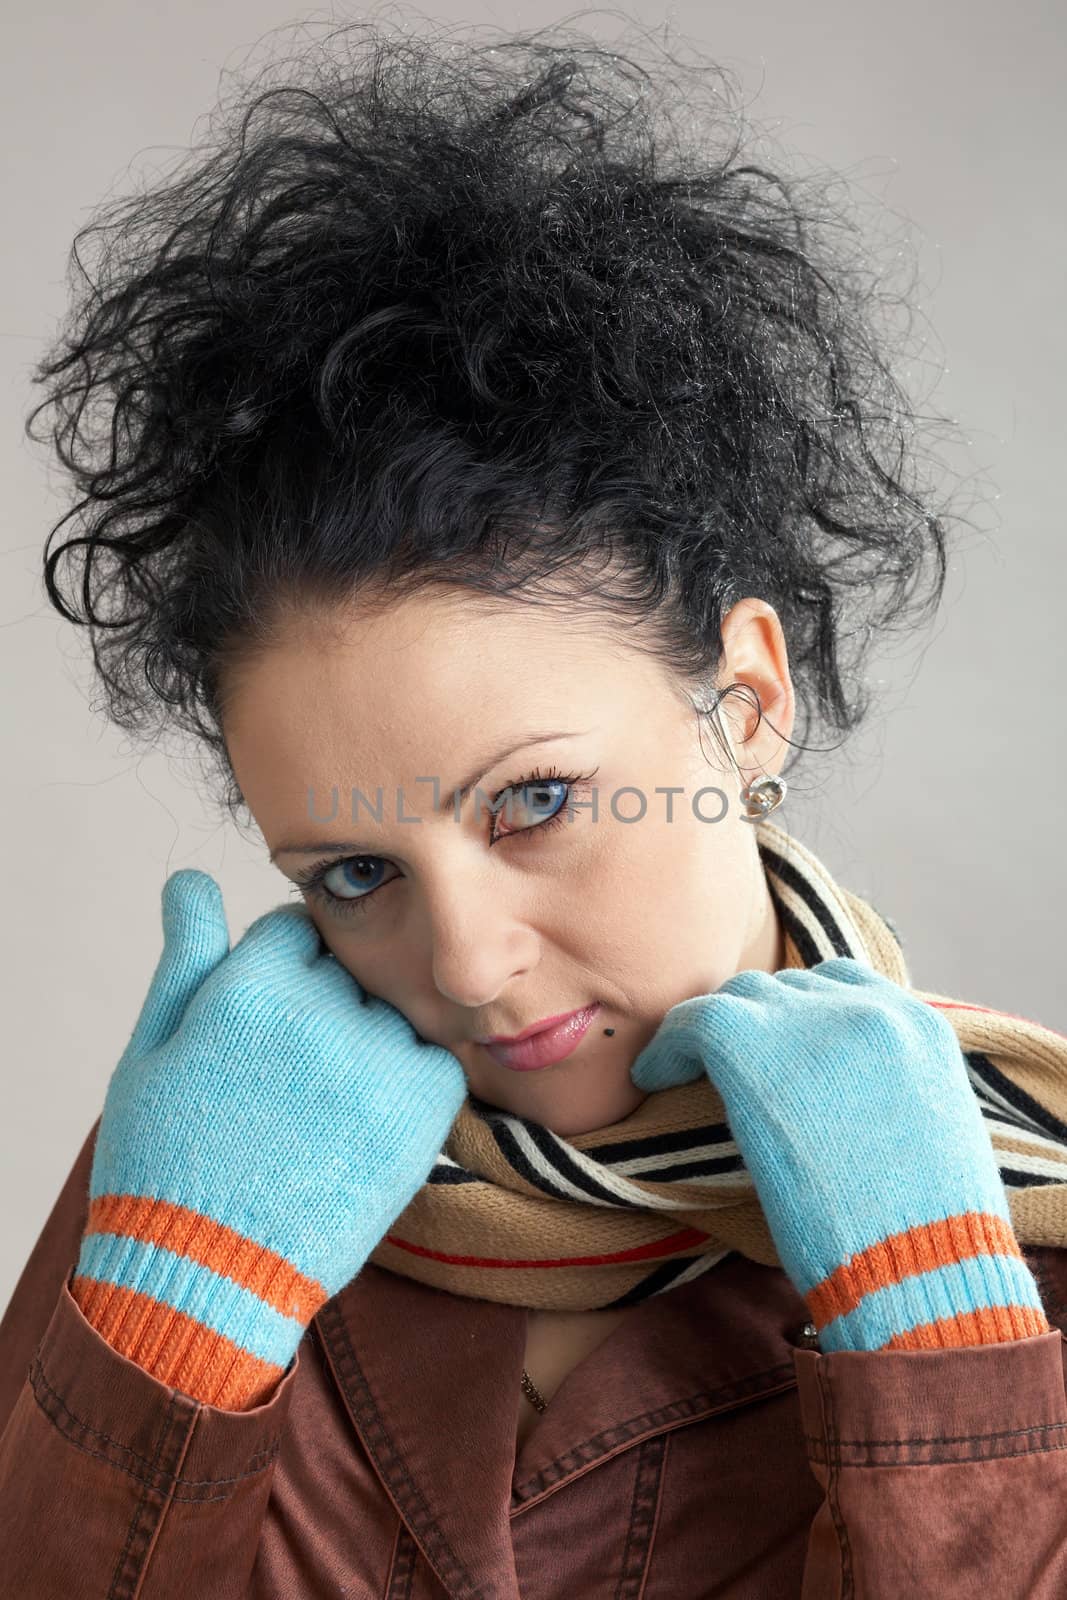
[519,1366,548,1413]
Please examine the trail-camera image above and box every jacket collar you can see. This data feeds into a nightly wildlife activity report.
[314,1253,812,1599]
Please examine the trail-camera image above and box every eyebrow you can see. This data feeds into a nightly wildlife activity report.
[269,728,590,861]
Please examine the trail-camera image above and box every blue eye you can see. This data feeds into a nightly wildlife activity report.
[292,763,596,919]
[492,771,572,838]
[321,856,392,902]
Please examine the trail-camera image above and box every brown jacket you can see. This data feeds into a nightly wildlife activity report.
[3,1121,1067,1599]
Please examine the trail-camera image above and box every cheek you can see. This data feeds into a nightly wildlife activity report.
[308,921,397,1005]
[592,839,746,1004]
[309,917,357,971]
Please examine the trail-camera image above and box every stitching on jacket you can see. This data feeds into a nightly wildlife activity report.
[512,1359,796,1503]
[639,1431,669,1600]
[317,1300,484,1600]
[802,1419,1067,1449]
[807,1439,1067,1469]
[385,1521,419,1600]
[167,1459,282,1503]
[107,1390,183,1600]
[29,1351,280,1494]
[817,1359,855,1600]
[804,1422,1067,1469]
[19,1425,280,1502]
[613,1435,667,1600]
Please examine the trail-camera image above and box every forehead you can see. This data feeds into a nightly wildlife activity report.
[220,584,674,800]
[226,585,646,723]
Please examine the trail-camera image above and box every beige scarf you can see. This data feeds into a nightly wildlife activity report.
[370,818,1067,1309]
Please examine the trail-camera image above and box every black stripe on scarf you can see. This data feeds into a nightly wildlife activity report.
[635,1153,747,1181]
[967,1050,1067,1145]
[1000,1169,1065,1188]
[761,841,857,960]
[603,1253,729,1307]
[427,1162,481,1185]
[769,885,826,969]
[485,1112,649,1209]
[588,1122,737,1164]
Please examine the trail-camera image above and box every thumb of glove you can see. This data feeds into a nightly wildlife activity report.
[124,869,232,1059]
[630,995,715,1092]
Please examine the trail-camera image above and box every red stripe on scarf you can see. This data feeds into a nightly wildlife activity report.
[383,1225,709,1269]
[926,998,1066,1039]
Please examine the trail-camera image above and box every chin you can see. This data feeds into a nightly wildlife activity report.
[530,1083,648,1138]
[462,1050,648,1135]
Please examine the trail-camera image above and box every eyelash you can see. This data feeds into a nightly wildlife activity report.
[290,764,597,919]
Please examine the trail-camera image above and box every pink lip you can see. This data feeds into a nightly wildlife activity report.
[477,1010,589,1046]
[480,1005,601,1071]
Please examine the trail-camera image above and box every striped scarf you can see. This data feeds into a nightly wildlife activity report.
[369,818,1067,1310]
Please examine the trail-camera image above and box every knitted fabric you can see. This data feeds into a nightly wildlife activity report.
[73,824,1067,1407]
[71,878,468,1410]
[628,956,1050,1351]
[370,819,1067,1330]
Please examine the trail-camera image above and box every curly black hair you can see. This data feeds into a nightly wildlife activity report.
[31,14,952,820]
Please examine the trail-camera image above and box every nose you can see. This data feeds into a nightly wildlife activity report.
[423,874,540,1010]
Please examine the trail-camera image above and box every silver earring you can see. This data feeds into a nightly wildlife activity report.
[709,702,787,823]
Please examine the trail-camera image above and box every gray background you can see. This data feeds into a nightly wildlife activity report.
[2,0,1064,1310]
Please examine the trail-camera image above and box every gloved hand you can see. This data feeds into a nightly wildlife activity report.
[72,869,468,1409]
[630,957,1049,1353]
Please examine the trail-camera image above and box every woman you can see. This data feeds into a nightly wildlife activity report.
[2,19,1067,1596]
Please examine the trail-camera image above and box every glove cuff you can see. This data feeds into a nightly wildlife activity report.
[71,1192,329,1409]
[808,1209,1051,1353]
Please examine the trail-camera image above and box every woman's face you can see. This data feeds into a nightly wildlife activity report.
[222,584,795,1136]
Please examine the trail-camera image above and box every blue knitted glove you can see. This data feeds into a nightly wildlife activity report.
[630,958,1049,1353]
[72,869,468,1408]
